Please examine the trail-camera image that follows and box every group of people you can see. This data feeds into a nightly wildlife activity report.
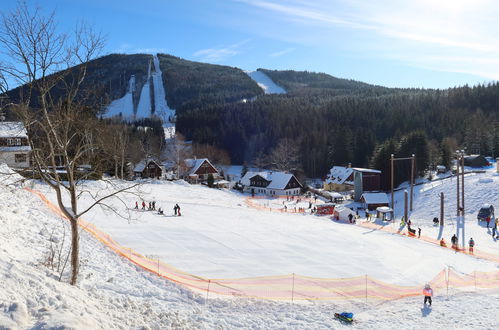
[134,201,181,216]
[135,200,156,211]
[440,235,475,254]
[486,216,498,238]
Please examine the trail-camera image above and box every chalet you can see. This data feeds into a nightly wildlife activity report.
[463,155,489,168]
[184,158,220,183]
[133,159,163,179]
[0,121,31,169]
[360,192,389,211]
[240,170,303,196]
[324,165,381,201]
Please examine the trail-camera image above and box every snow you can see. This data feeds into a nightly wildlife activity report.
[152,54,176,124]
[245,70,286,94]
[135,61,152,119]
[0,122,28,138]
[1,164,499,328]
[361,192,389,204]
[325,166,354,185]
[104,76,135,118]
[0,145,31,152]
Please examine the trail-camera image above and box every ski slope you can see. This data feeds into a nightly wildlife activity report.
[104,76,135,118]
[152,54,175,124]
[245,70,286,94]
[1,165,499,328]
[33,177,498,285]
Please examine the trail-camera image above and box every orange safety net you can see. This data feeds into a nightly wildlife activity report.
[244,196,314,214]
[28,188,499,301]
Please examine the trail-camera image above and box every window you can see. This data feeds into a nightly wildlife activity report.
[7,138,21,146]
[15,153,27,163]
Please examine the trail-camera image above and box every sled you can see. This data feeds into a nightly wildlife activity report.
[334,313,354,324]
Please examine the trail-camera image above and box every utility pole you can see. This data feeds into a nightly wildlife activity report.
[404,190,408,223]
[391,154,394,209]
[440,192,444,226]
[410,154,415,211]
[461,154,465,216]
[456,156,460,216]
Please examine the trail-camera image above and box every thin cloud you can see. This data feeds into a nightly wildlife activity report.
[193,39,251,62]
[239,0,499,80]
[270,48,295,57]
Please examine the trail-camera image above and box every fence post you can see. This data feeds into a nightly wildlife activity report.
[206,279,211,305]
[446,267,449,298]
[291,273,295,303]
[474,270,477,291]
[157,258,160,274]
[365,274,368,305]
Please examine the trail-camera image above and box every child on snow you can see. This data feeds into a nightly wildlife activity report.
[423,284,433,306]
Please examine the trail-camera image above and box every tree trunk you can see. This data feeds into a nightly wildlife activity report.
[69,217,79,285]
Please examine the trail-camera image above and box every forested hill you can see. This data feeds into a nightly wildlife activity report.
[157,54,263,112]
[3,53,499,183]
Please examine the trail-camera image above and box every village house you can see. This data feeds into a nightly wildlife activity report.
[324,165,381,201]
[133,159,163,179]
[183,158,220,183]
[360,192,390,211]
[240,170,303,196]
[463,155,489,168]
[0,121,31,169]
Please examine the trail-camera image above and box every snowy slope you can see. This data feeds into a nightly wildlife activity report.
[245,70,286,94]
[152,54,175,124]
[104,76,135,118]
[1,166,499,328]
[34,179,497,285]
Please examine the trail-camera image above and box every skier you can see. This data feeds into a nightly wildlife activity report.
[134,201,138,209]
[439,238,447,247]
[451,234,458,250]
[158,207,163,215]
[469,238,475,254]
[423,284,433,306]
[176,204,181,216]
[152,201,156,211]
[141,201,146,210]
[348,213,353,223]
[418,227,421,238]
[173,204,178,216]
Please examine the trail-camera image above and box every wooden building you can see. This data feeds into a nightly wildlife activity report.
[184,158,220,183]
[240,170,303,196]
[0,122,31,169]
[133,159,163,179]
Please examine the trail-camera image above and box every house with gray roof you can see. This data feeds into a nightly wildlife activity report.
[240,170,303,196]
[0,121,31,169]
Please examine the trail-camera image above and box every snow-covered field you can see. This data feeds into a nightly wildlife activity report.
[245,70,286,94]
[1,165,499,328]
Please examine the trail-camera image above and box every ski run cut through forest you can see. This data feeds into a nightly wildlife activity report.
[1,164,499,329]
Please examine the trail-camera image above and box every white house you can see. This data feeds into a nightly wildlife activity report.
[360,192,390,211]
[0,121,31,169]
[240,170,303,196]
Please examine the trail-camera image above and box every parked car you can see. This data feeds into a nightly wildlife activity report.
[477,204,494,222]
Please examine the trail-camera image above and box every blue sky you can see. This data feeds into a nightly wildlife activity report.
[3,0,499,88]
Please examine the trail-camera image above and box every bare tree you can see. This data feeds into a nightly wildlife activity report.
[0,2,139,285]
[162,132,192,178]
[267,138,302,172]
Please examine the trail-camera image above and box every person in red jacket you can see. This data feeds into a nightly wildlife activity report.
[423,284,433,306]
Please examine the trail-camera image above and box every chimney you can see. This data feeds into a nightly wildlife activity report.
[496,158,499,173]
[348,163,351,168]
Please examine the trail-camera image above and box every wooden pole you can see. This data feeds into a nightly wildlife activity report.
[404,190,408,225]
[461,155,465,216]
[456,157,460,216]
[410,154,415,211]
[391,154,394,210]
[440,192,444,226]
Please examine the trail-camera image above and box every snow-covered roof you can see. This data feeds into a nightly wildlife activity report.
[352,167,381,174]
[325,166,381,185]
[184,158,217,175]
[133,159,161,173]
[241,170,299,190]
[361,192,389,205]
[0,122,28,138]
[325,166,354,185]
[0,145,31,152]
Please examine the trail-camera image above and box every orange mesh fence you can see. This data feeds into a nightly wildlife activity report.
[244,196,314,214]
[28,188,499,301]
